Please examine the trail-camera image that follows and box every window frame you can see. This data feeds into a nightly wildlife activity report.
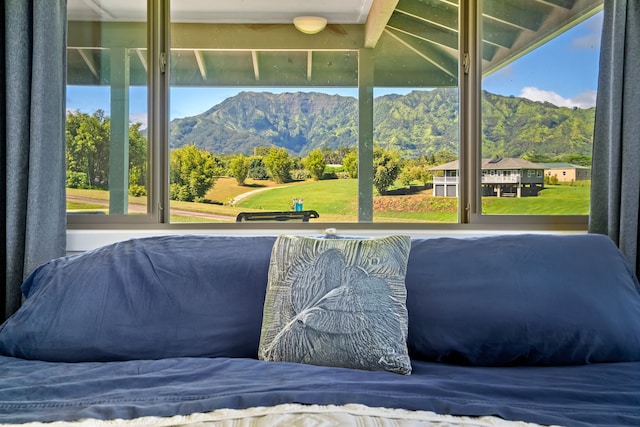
[66,0,591,233]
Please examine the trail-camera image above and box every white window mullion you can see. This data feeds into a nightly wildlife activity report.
[458,0,482,224]
[148,0,170,223]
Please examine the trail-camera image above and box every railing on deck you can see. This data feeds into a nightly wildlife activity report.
[433,175,522,185]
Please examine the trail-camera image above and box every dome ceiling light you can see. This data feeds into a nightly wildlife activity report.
[293,16,327,34]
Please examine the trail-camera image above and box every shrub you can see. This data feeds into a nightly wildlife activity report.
[290,169,311,180]
[343,152,358,178]
[229,154,250,185]
[545,175,559,185]
[263,147,293,183]
[248,157,270,180]
[128,184,147,197]
[303,149,327,180]
[66,171,89,189]
[373,148,401,195]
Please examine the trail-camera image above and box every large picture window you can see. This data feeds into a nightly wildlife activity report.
[65,0,603,228]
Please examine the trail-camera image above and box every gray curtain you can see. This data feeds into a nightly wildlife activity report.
[1,0,67,320]
[589,0,640,275]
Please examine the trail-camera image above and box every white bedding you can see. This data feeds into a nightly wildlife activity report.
[5,404,557,427]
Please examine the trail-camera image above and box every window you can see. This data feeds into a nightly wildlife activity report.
[66,0,149,220]
[167,2,362,223]
[480,0,601,218]
[66,0,603,229]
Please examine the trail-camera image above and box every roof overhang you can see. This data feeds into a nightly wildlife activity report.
[67,0,603,88]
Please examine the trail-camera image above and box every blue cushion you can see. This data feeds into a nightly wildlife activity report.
[405,234,640,365]
[0,235,276,362]
[4,233,640,366]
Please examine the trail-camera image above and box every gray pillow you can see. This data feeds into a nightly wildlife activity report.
[259,234,412,375]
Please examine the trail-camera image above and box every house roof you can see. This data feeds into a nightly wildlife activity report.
[66,0,603,88]
[429,158,545,171]
[536,162,591,169]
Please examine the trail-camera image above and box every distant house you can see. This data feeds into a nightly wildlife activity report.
[429,158,545,198]
[537,162,591,182]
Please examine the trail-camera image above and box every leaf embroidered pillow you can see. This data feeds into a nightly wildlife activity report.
[259,234,412,375]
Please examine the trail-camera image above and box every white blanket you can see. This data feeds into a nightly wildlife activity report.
[7,403,559,427]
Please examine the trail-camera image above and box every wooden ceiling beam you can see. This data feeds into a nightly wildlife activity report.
[387,13,497,62]
[365,0,400,48]
[482,0,546,32]
[251,50,260,81]
[68,21,363,50]
[76,48,99,79]
[395,0,457,32]
[135,48,147,72]
[384,28,457,78]
[536,0,576,9]
[194,50,207,80]
[387,13,457,50]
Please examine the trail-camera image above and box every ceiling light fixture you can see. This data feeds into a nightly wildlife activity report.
[293,16,327,35]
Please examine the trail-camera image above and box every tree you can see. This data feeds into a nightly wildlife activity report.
[563,155,592,167]
[343,151,358,178]
[434,149,457,165]
[169,145,221,202]
[128,122,147,195]
[303,149,327,180]
[263,147,292,183]
[247,156,269,180]
[65,110,110,188]
[253,146,271,157]
[373,148,401,195]
[229,154,250,185]
[66,110,147,190]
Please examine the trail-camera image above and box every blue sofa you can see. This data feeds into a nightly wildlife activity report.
[1,233,639,426]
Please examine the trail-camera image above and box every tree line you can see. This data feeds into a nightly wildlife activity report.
[66,110,591,204]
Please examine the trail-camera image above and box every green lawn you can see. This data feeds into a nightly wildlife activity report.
[235,179,359,222]
[482,183,590,215]
[373,210,458,223]
[67,200,105,211]
[67,180,590,222]
[238,180,590,221]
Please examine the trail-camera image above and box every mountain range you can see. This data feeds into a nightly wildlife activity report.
[169,88,595,159]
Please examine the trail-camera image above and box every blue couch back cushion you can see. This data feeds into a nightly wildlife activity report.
[0,235,276,362]
[2,233,640,365]
[405,234,640,365]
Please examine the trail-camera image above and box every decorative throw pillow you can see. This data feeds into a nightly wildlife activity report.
[259,234,412,375]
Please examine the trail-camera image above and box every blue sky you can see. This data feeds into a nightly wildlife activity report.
[66,11,603,129]
[482,11,602,109]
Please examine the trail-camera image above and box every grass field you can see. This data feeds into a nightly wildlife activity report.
[67,178,590,223]
[482,182,590,215]
[234,179,359,222]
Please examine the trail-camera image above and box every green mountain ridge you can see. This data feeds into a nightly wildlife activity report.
[169,88,595,160]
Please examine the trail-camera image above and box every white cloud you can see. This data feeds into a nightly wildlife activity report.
[570,90,598,108]
[519,87,597,109]
[572,13,603,50]
[572,33,601,50]
[129,112,148,130]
